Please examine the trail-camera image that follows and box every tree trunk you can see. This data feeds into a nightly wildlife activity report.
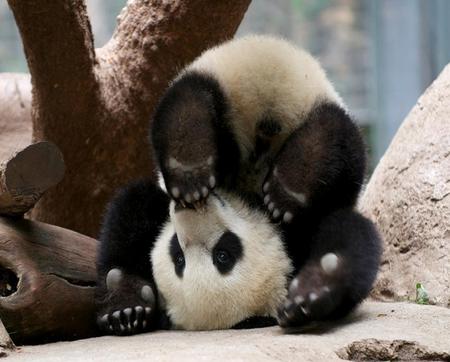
[6,0,251,238]
[359,64,450,307]
[0,217,97,344]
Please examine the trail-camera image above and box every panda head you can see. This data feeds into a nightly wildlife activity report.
[151,191,293,330]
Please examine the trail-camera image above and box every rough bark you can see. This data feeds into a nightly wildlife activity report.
[6,0,251,237]
[0,74,32,162]
[359,64,450,307]
[0,217,97,344]
[0,142,64,216]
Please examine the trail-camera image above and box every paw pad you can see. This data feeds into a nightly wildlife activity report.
[106,268,123,291]
[320,253,339,275]
[164,156,216,205]
[262,172,307,223]
[140,285,155,303]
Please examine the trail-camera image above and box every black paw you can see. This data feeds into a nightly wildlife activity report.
[163,155,216,206]
[262,167,307,223]
[277,253,344,327]
[97,268,156,335]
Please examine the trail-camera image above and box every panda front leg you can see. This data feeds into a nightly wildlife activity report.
[277,209,382,327]
[263,102,366,222]
[96,180,170,335]
[151,74,240,205]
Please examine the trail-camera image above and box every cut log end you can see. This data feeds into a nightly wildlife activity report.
[0,142,65,216]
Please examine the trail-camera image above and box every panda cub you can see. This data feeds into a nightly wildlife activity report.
[96,35,382,334]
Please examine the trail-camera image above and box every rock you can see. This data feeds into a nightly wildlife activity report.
[0,319,14,358]
[4,302,450,361]
[359,64,450,307]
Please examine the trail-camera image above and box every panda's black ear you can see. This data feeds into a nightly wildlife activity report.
[212,231,243,274]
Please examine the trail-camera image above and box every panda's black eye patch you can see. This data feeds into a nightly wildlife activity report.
[169,234,185,278]
[212,231,243,275]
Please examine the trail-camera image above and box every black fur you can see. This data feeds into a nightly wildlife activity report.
[212,231,243,275]
[169,234,185,278]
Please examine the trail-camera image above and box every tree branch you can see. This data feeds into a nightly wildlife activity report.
[98,0,252,116]
[0,142,65,216]
[6,0,100,133]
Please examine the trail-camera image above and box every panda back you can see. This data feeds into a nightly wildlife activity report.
[183,35,344,152]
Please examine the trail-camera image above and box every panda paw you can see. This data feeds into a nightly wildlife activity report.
[277,253,344,327]
[262,167,307,223]
[97,268,156,335]
[163,155,216,206]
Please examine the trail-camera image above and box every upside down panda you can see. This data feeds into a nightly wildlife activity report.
[95,35,382,334]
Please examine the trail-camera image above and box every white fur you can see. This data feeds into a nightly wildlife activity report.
[151,191,293,330]
[181,35,344,159]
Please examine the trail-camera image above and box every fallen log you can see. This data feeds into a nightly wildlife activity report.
[0,142,64,217]
[0,217,98,344]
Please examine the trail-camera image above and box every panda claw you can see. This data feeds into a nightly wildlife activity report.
[202,186,209,198]
[123,307,132,320]
[263,182,270,193]
[193,190,201,201]
[264,194,271,205]
[99,314,109,327]
[209,175,216,188]
[171,187,180,199]
[272,209,280,219]
[268,202,274,211]
[283,211,293,223]
[300,304,310,316]
[184,193,192,203]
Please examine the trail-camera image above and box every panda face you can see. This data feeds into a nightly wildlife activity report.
[151,191,293,330]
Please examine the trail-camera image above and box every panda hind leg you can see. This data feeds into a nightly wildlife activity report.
[278,209,382,328]
[152,73,240,205]
[263,102,366,222]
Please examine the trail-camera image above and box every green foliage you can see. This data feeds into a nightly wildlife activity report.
[415,283,430,305]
